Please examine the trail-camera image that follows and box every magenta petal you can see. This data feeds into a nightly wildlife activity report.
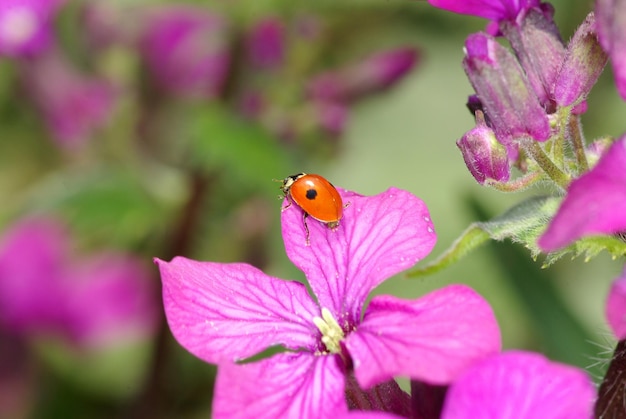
[0,218,69,332]
[345,285,501,388]
[156,257,320,364]
[282,187,436,325]
[213,352,347,418]
[606,268,626,340]
[441,351,595,418]
[538,136,626,251]
[63,254,158,347]
[427,0,539,21]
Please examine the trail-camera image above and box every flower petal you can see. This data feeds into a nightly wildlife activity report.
[427,0,539,22]
[538,136,626,251]
[345,285,501,388]
[606,267,626,340]
[282,187,436,326]
[441,351,595,418]
[213,352,347,418]
[156,257,320,364]
[64,254,158,348]
[0,218,69,332]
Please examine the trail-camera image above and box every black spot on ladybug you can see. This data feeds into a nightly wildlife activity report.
[306,189,317,200]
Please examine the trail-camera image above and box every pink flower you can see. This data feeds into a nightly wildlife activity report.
[0,218,157,348]
[246,17,285,70]
[0,0,65,57]
[596,0,626,100]
[157,187,501,416]
[307,47,419,103]
[441,351,595,418]
[21,48,116,148]
[139,5,231,99]
[427,0,540,24]
[538,135,626,251]
[606,268,626,340]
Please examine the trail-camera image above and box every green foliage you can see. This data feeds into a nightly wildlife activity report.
[187,105,291,192]
[14,167,181,249]
[409,195,626,278]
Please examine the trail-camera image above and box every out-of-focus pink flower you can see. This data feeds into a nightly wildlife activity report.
[596,0,626,100]
[21,48,116,148]
[0,217,158,348]
[307,47,419,103]
[246,17,285,71]
[139,5,231,99]
[0,0,65,58]
[157,186,501,416]
[538,135,626,251]
[315,101,349,137]
[441,351,595,418]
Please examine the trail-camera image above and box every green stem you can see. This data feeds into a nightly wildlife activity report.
[522,139,570,190]
[485,171,543,192]
[568,116,589,173]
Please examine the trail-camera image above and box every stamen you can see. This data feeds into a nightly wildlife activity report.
[312,307,345,354]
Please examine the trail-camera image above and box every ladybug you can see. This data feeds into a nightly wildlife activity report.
[280,173,344,244]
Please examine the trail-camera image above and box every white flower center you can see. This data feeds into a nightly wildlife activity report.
[312,307,345,354]
[0,7,39,47]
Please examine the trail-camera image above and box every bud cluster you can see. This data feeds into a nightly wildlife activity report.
[455,3,608,190]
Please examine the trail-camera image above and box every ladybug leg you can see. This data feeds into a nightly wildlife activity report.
[344,201,351,209]
[281,195,293,212]
[303,212,311,246]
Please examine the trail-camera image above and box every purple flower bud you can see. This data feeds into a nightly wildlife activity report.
[500,7,566,111]
[463,32,550,143]
[0,0,65,58]
[246,17,285,70]
[457,110,511,184]
[315,101,349,137]
[139,6,231,99]
[21,48,116,148]
[553,12,608,107]
[307,47,419,103]
[596,0,626,100]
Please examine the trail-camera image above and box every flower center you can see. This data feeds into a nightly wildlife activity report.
[312,307,345,354]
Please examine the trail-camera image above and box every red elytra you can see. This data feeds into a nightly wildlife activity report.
[280,173,343,243]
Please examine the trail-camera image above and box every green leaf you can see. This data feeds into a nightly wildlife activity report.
[409,193,626,278]
[542,235,626,267]
[406,225,491,277]
[408,195,561,278]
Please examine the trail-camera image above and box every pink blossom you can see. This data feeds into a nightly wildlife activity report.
[0,0,65,57]
[606,268,626,339]
[427,0,540,23]
[139,5,231,99]
[157,187,501,416]
[441,351,595,418]
[246,17,285,70]
[307,47,419,103]
[0,218,157,348]
[596,0,626,100]
[21,48,116,148]
[538,135,626,251]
